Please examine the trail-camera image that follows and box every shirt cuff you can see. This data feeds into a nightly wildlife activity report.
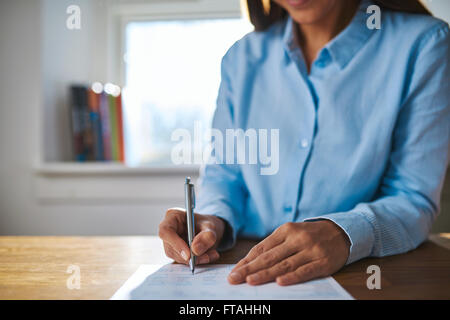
[303,211,375,264]
[195,202,238,252]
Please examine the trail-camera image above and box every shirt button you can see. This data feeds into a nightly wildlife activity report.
[283,205,292,213]
[300,138,309,148]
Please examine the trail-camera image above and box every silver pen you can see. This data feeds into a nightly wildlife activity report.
[184,177,196,274]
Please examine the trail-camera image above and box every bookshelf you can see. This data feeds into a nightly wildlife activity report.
[37,0,242,180]
[35,162,200,176]
[34,162,199,204]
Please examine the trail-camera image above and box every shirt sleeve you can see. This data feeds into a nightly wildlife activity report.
[304,23,450,264]
[195,48,248,252]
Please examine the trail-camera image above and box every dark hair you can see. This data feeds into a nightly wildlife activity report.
[246,0,431,31]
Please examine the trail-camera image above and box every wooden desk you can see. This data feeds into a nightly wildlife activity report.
[0,235,449,300]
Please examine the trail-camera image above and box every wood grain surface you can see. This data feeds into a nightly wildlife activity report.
[0,235,449,300]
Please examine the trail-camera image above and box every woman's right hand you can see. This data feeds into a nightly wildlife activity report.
[158,208,225,265]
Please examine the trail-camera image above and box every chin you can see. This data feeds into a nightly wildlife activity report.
[287,10,322,25]
[288,10,320,24]
[276,0,338,25]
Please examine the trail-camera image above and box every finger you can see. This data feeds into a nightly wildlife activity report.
[165,208,187,229]
[205,249,220,263]
[159,225,190,261]
[245,251,313,285]
[191,229,217,256]
[167,242,207,265]
[276,260,325,286]
[196,249,220,265]
[161,209,188,236]
[195,216,216,234]
[228,243,296,284]
[164,243,189,264]
[232,232,284,272]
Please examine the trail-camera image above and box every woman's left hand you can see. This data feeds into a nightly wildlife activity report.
[228,220,351,286]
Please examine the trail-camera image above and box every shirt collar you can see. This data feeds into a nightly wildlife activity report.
[283,0,375,69]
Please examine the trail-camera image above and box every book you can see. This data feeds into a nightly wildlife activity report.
[98,90,112,161]
[70,85,88,162]
[70,83,125,163]
[116,93,125,163]
[87,88,104,161]
[108,94,119,161]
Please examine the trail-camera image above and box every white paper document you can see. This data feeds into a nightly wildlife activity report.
[111,264,353,300]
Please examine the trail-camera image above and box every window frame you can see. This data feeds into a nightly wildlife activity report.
[33,1,247,203]
[107,0,245,87]
[106,0,247,166]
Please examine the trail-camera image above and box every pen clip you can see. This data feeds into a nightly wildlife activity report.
[185,176,195,211]
[190,183,195,210]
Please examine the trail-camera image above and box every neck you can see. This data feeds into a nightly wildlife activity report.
[295,0,360,71]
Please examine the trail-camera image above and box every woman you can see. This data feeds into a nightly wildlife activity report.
[159,0,450,286]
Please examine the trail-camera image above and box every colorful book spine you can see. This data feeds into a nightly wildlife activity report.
[99,91,112,161]
[87,89,104,161]
[108,94,119,161]
[70,85,88,162]
[70,83,124,163]
[116,93,125,163]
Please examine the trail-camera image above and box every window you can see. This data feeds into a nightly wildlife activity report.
[123,18,253,166]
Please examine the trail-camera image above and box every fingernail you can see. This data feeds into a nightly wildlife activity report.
[180,250,188,261]
[229,272,242,282]
[248,274,260,283]
[276,277,286,286]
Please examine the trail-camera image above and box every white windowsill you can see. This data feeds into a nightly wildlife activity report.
[33,162,200,202]
[34,162,201,177]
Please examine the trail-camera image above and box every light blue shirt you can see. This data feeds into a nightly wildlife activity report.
[196,0,450,264]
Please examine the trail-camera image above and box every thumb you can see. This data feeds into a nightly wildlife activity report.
[191,226,217,256]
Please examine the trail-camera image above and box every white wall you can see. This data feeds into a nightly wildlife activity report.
[0,0,197,235]
[42,0,109,161]
[0,0,449,236]
[426,0,450,22]
[0,0,44,234]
